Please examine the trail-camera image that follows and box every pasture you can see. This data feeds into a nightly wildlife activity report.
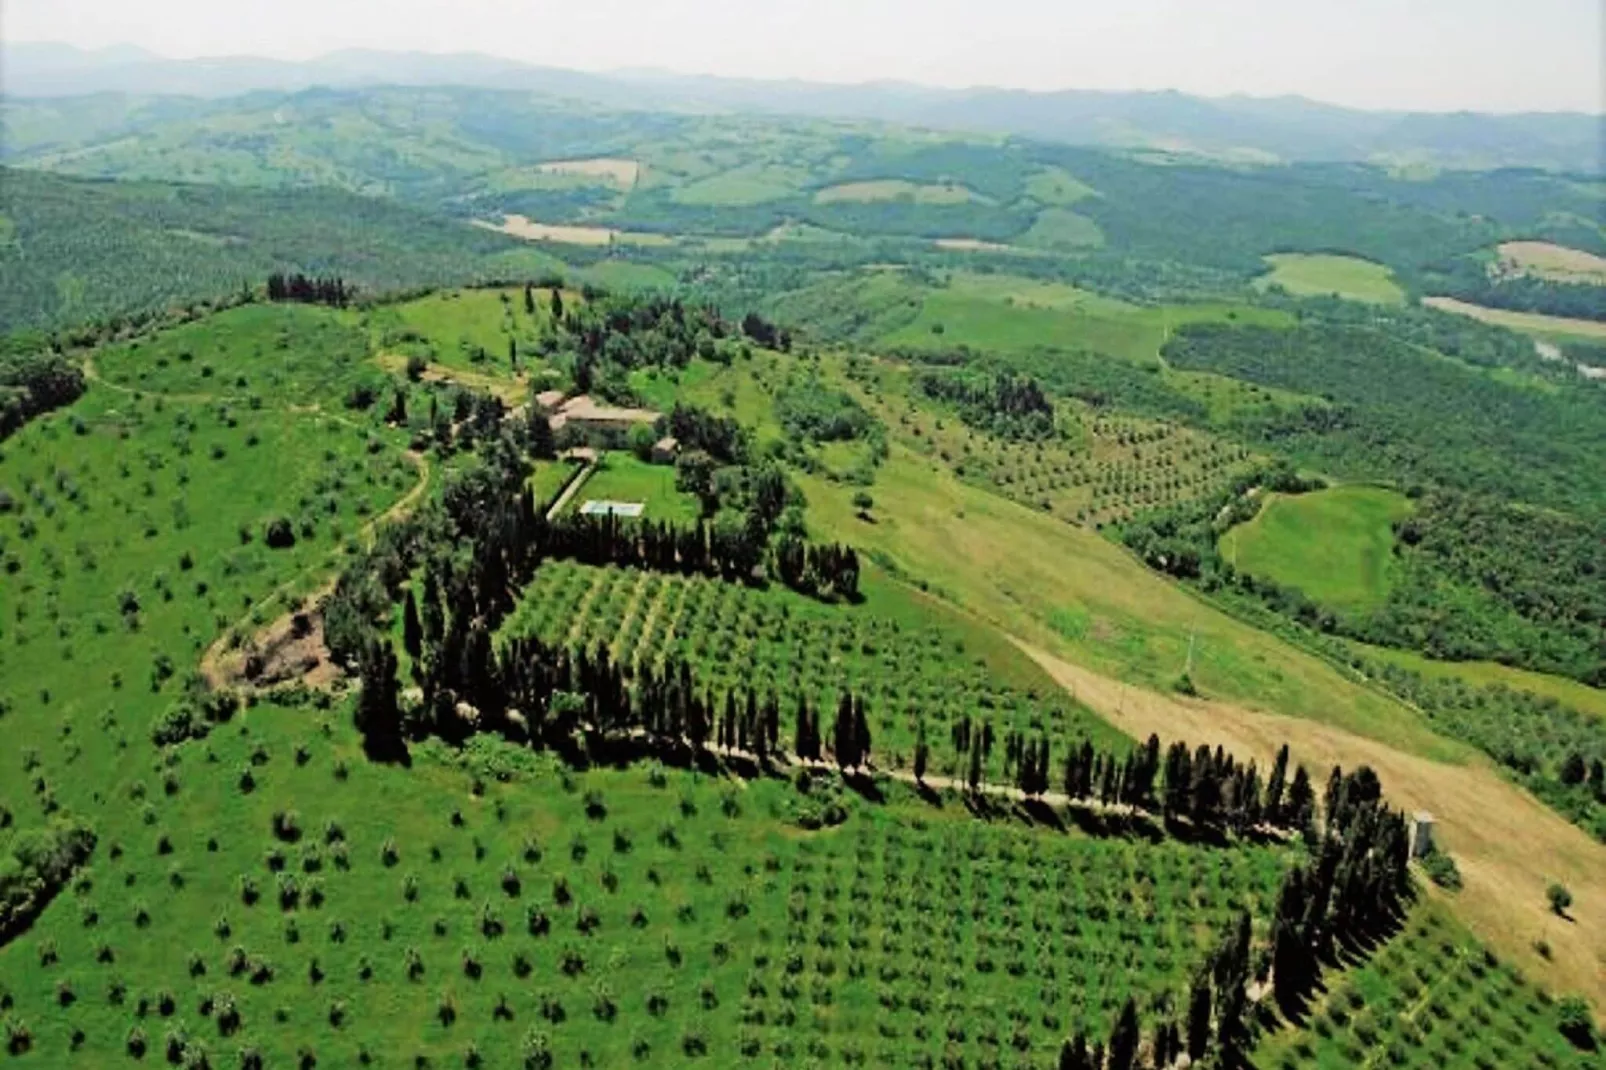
[1219,485,1413,617]
[1019,208,1105,249]
[1256,253,1406,305]
[364,284,563,381]
[878,272,1291,365]
[673,165,808,206]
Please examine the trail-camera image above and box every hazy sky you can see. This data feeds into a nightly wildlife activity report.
[9,0,1604,112]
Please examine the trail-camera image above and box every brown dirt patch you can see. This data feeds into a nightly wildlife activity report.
[1497,240,1606,285]
[933,238,1014,253]
[373,353,528,405]
[1423,296,1606,341]
[536,157,640,188]
[1018,640,1606,1008]
[215,603,340,690]
[475,215,675,249]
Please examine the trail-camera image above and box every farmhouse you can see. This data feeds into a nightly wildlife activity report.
[547,394,662,449]
[533,388,568,415]
[651,435,680,465]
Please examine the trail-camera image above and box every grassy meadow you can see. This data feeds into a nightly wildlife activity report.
[1256,254,1406,304]
[1219,486,1414,616]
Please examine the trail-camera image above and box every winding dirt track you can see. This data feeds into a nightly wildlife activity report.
[1016,639,1606,1008]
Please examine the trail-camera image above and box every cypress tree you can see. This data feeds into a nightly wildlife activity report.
[1265,743,1289,824]
[1186,971,1212,1060]
[1058,1033,1091,1070]
[402,588,423,660]
[1107,997,1139,1070]
[914,721,929,785]
[833,692,855,769]
[852,695,870,770]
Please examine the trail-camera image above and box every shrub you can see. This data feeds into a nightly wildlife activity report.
[1557,996,1596,1049]
[1421,850,1462,891]
[1546,883,1573,916]
[151,702,210,746]
[264,517,296,549]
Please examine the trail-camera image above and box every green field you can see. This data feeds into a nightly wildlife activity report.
[1353,641,1606,721]
[1220,485,1414,615]
[1019,208,1106,249]
[672,164,808,206]
[1257,253,1406,304]
[363,286,564,379]
[878,273,1291,365]
[572,452,699,523]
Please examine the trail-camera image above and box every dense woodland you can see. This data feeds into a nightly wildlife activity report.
[1161,321,1606,515]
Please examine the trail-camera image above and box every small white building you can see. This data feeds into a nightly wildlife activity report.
[1410,812,1435,859]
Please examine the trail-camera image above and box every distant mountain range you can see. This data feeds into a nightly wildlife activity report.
[4,42,1602,173]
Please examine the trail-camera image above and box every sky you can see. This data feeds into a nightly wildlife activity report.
[8,0,1604,113]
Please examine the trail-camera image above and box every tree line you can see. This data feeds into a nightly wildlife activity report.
[958,715,1319,842]
[265,273,352,307]
[1053,763,1410,1069]
[325,434,860,758]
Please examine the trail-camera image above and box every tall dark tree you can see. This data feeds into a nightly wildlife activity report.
[1186,971,1212,1061]
[914,721,929,785]
[1058,1034,1092,1070]
[355,637,404,760]
[1107,997,1140,1070]
[402,588,422,660]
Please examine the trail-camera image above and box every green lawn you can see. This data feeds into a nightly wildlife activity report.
[1220,485,1414,616]
[1256,253,1406,305]
[529,458,583,510]
[574,452,699,523]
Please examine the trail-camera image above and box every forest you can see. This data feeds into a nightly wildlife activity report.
[1160,320,1606,514]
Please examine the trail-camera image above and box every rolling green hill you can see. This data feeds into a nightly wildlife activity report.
[0,168,563,334]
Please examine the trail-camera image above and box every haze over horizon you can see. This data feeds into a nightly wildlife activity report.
[8,0,1603,114]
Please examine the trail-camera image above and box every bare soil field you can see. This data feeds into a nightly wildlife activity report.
[1423,295,1606,341]
[373,351,529,404]
[477,214,675,248]
[535,156,641,187]
[933,237,1015,252]
[1019,641,1606,1011]
[1497,240,1606,285]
